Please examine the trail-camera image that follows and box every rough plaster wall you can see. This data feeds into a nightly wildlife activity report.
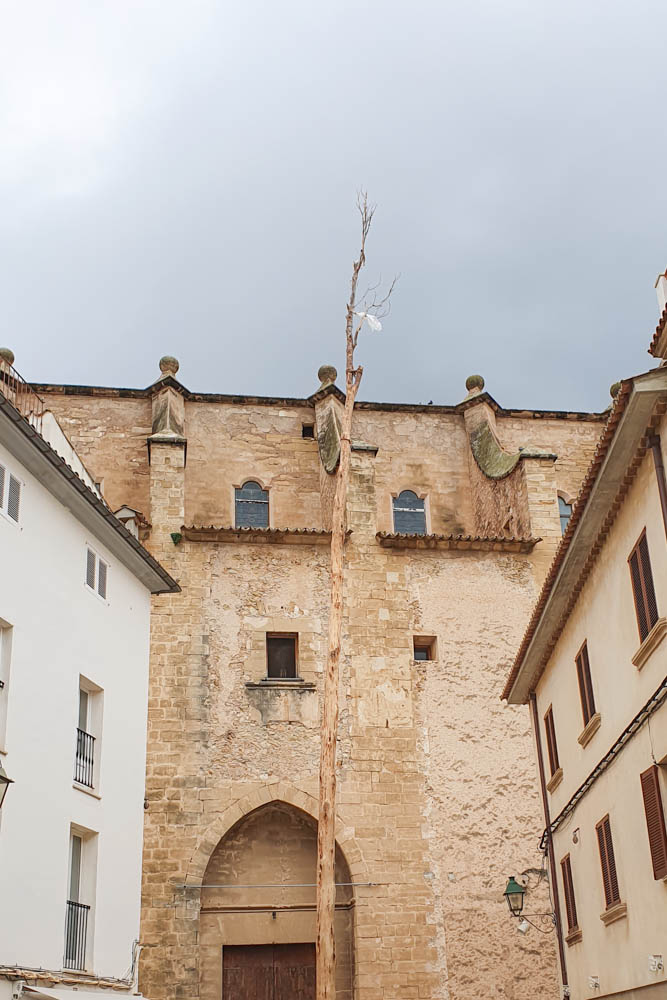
[184,401,322,528]
[466,450,529,538]
[201,541,336,781]
[38,392,152,514]
[353,410,473,536]
[407,551,559,999]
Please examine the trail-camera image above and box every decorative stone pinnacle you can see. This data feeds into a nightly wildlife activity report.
[465,374,484,394]
[0,348,15,367]
[317,364,337,387]
[159,355,179,377]
[609,381,621,399]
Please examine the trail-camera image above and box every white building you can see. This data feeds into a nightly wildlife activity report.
[0,359,178,1000]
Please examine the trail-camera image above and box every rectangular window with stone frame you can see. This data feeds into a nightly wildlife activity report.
[266,634,298,679]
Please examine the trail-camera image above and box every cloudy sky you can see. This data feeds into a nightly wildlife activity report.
[2,0,666,412]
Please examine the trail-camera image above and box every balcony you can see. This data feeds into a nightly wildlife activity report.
[74,729,95,788]
[64,899,90,970]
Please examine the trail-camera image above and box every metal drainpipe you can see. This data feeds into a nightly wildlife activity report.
[529,692,568,993]
[648,435,667,540]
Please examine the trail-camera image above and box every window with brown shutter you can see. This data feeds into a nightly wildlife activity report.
[640,765,667,881]
[596,814,621,908]
[560,854,579,931]
[575,641,596,726]
[628,530,659,643]
[544,706,560,777]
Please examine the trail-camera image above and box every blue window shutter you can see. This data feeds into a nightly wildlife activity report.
[392,491,426,535]
[235,481,269,528]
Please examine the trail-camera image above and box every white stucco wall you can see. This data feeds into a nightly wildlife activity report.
[0,438,151,982]
[535,422,667,998]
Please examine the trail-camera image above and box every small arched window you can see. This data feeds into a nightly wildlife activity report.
[235,481,269,528]
[392,490,426,535]
[558,495,572,535]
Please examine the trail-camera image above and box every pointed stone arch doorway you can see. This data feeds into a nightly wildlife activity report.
[199,800,355,1000]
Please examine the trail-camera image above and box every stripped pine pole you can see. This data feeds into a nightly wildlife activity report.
[316,193,395,999]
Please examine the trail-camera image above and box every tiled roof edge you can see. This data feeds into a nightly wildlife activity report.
[501,379,635,701]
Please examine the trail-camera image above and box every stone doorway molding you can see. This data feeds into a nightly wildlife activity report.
[184,780,367,887]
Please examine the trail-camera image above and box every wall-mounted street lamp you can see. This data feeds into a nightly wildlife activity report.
[0,763,14,808]
[504,876,526,917]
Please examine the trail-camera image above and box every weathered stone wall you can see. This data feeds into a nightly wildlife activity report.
[36,374,606,999]
[41,392,152,514]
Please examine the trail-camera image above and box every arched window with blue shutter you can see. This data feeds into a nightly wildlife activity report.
[392,490,426,535]
[558,495,572,535]
[235,481,269,528]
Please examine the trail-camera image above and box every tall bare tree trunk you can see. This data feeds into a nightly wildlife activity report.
[316,195,381,999]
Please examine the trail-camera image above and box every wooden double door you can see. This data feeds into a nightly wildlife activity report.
[222,943,316,999]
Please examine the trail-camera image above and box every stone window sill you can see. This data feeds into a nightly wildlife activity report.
[632,617,667,670]
[600,901,627,926]
[73,781,101,800]
[578,712,602,747]
[565,927,583,946]
[546,767,563,793]
[245,679,316,691]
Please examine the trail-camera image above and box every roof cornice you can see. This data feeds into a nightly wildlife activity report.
[31,381,607,421]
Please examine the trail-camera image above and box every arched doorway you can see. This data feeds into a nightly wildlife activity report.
[199,801,354,1000]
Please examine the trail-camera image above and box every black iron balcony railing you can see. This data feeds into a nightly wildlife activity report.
[74,729,95,788]
[64,899,90,970]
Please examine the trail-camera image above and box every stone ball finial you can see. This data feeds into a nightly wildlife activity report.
[159,355,179,377]
[465,374,485,393]
[610,381,621,399]
[0,348,15,367]
[318,364,337,386]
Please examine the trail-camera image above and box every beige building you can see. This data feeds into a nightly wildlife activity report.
[24,354,611,1000]
[504,317,667,997]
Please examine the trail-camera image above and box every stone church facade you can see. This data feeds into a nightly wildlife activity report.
[34,358,605,999]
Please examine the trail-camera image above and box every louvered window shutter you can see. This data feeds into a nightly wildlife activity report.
[7,475,20,522]
[97,560,107,599]
[629,532,659,642]
[596,815,620,908]
[640,765,667,881]
[235,482,269,528]
[639,534,659,634]
[392,491,427,535]
[575,643,595,725]
[0,464,5,509]
[544,707,560,776]
[86,549,96,589]
[560,855,578,931]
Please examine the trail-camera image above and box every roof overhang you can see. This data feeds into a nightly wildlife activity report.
[505,366,667,704]
[0,395,179,595]
[24,987,134,1000]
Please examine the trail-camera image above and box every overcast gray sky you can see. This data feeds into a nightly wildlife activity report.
[2,0,666,412]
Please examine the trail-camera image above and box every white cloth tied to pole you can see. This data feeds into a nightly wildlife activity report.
[353,311,382,332]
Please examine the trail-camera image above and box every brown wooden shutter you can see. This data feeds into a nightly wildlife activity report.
[596,814,620,908]
[544,706,560,776]
[575,641,595,726]
[560,854,578,931]
[638,534,659,633]
[640,765,667,881]
[629,531,659,642]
